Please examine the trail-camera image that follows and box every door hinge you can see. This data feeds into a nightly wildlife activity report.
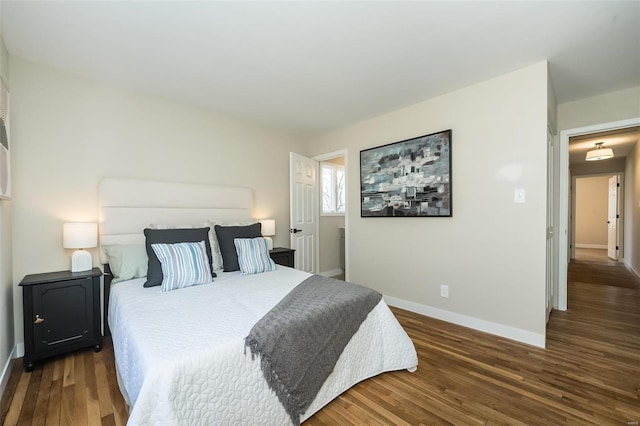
[617,214,620,219]
[617,182,620,187]
[616,246,619,250]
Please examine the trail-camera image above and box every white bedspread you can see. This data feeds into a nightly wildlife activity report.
[109,266,418,425]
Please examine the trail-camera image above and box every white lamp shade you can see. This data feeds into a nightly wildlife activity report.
[259,219,276,236]
[63,222,98,249]
[585,147,614,161]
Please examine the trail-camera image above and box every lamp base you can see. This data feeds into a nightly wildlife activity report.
[71,249,92,272]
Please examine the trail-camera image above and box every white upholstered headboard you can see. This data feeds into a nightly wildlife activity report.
[98,178,255,264]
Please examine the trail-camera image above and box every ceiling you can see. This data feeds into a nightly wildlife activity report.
[569,127,640,165]
[2,1,639,136]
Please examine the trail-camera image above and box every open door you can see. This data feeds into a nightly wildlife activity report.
[545,128,555,323]
[290,152,318,273]
[607,176,619,260]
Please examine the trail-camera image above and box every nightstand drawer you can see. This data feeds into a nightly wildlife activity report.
[269,247,295,268]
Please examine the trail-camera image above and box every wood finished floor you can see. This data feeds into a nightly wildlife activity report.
[2,259,639,425]
[574,248,617,264]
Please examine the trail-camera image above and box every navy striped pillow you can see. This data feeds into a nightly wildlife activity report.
[151,241,213,292]
[234,237,277,275]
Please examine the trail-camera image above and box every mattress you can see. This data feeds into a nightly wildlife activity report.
[109,266,418,425]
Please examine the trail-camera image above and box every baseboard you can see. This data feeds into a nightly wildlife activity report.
[384,295,546,348]
[320,269,343,278]
[623,260,640,280]
[16,343,24,358]
[0,344,18,402]
[575,244,607,249]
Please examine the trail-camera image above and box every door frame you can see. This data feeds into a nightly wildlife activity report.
[570,173,624,260]
[558,117,640,310]
[313,149,349,281]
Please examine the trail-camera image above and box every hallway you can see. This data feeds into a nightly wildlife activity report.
[570,248,640,289]
[545,248,640,422]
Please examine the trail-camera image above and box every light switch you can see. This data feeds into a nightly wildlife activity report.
[514,189,526,203]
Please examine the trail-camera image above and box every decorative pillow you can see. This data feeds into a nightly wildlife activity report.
[151,241,213,292]
[207,220,257,270]
[234,237,277,275]
[143,227,215,287]
[102,244,148,283]
[150,222,217,270]
[214,223,262,272]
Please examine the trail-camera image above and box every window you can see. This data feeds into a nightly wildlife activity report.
[321,162,345,215]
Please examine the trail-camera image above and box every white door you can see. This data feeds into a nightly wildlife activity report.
[545,128,555,323]
[290,152,317,273]
[607,176,619,260]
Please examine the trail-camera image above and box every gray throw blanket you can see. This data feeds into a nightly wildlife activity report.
[245,275,382,425]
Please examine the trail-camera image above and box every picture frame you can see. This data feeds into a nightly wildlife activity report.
[360,129,452,217]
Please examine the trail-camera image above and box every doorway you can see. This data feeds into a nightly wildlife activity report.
[557,117,640,310]
[313,149,348,281]
[572,174,623,262]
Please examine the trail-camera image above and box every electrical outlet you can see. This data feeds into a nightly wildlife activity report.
[440,284,449,298]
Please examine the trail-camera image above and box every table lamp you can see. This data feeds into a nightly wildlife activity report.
[259,219,276,236]
[63,222,98,272]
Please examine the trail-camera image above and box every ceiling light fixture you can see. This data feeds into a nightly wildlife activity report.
[585,142,614,161]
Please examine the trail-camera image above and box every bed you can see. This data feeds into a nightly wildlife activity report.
[99,178,418,425]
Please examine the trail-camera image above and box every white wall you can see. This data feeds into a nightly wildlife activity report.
[625,145,639,275]
[558,86,640,131]
[547,65,558,134]
[318,216,344,275]
[9,57,303,352]
[307,62,549,346]
[574,176,609,248]
[0,0,15,398]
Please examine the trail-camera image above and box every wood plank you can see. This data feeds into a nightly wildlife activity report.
[101,341,127,425]
[32,360,54,426]
[17,364,42,425]
[45,359,63,426]
[4,369,31,425]
[62,356,74,389]
[93,350,113,420]
[100,413,116,426]
[51,358,63,383]
[84,351,101,425]
[59,384,74,426]
[0,360,22,424]
[72,352,88,425]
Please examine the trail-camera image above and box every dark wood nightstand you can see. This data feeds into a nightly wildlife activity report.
[20,268,103,372]
[270,247,295,268]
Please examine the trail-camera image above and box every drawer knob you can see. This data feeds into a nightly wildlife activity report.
[34,315,45,324]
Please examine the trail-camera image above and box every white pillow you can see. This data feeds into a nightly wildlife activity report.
[234,237,277,275]
[151,241,213,292]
